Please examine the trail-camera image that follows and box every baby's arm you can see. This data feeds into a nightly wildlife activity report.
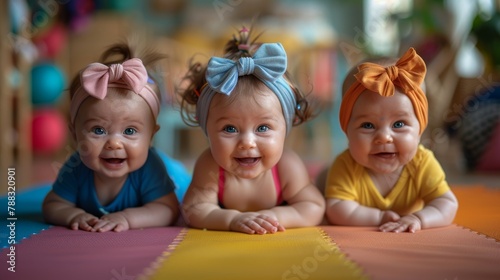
[182,182,282,234]
[380,190,458,233]
[260,150,325,228]
[91,193,179,232]
[326,198,399,226]
[42,190,99,231]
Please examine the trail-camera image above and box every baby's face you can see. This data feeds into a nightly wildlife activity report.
[346,90,421,175]
[72,89,157,180]
[205,87,287,179]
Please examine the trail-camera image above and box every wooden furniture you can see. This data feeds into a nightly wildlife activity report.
[0,1,32,193]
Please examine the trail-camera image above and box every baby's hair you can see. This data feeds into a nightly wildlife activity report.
[69,38,167,101]
[178,25,316,128]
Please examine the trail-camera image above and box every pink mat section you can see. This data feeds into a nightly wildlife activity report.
[0,226,183,280]
[321,225,500,280]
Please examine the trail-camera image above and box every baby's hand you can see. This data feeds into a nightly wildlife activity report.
[70,213,99,232]
[230,213,285,235]
[379,214,422,233]
[380,210,400,225]
[92,212,130,233]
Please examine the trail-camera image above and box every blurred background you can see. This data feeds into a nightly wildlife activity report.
[1,0,499,193]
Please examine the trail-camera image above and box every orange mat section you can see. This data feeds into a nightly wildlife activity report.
[452,186,500,241]
[148,227,367,280]
[322,225,500,280]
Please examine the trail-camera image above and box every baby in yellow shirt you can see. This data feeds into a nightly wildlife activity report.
[324,48,458,233]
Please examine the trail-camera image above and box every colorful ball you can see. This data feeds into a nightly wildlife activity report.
[33,24,67,59]
[31,62,66,105]
[32,108,67,154]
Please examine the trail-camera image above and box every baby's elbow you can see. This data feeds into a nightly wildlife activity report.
[166,204,181,226]
[432,195,459,226]
[444,191,459,222]
[314,196,326,213]
[41,205,54,224]
[41,199,61,224]
[306,200,327,226]
[325,200,348,225]
[447,196,459,223]
[180,204,204,229]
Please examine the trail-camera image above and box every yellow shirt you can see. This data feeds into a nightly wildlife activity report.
[324,145,450,216]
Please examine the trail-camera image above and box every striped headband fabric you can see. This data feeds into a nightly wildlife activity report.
[195,43,297,135]
[70,58,160,124]
[339,47,428,135]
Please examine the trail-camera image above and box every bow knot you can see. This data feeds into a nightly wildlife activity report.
[108,64,124,82]
[205,43,288,95]
[386,65,399,81]
[80,58,148,100]
[237,57,255,76]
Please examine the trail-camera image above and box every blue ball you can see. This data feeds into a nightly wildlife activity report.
[31,63,66,105]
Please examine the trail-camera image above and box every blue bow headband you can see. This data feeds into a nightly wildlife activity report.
[196,43,297,135]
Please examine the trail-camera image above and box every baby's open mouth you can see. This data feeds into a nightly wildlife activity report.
[236,157,260,164]
[374,152,396,158]
[103,158,125,164]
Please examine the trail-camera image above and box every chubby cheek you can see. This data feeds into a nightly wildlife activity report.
[261,139,285,162]
[75,137,100,160]
[211,143,232,166]
[132,143,150,159]
[348,135,369,153]
[348,145,366,165]
[130,153,148,171]
[76,149,100,172]
[348,138,373,166]
[398,135,420,162]
[398,143,419,165]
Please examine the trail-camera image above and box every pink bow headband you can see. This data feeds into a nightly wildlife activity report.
[70,58,160,124]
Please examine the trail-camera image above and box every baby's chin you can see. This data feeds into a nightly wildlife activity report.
[365,163,405,176]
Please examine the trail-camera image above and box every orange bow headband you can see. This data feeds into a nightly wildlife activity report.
[70,58,160,124]
[339,47,428,135]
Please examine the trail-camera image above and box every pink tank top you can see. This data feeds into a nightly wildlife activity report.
[218,166,283,208]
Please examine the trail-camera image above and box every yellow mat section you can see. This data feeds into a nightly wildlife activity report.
[149,227,366,280]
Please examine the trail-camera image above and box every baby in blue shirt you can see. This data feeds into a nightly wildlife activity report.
[43,40,179,232]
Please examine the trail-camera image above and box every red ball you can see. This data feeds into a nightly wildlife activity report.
[32,108,67,154]
[33,23,67,59]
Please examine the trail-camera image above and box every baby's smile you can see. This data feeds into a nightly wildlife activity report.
[235,157,260,166]
[373,152,396,159]
[102,158,126,164]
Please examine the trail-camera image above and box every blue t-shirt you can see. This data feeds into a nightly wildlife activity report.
[52,147,175,217]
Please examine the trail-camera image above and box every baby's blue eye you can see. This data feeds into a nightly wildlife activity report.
[361,122,374,129]
[257,125,269,133]
[92,127,105,135]
[224,126,237,133]
[124,128,137,135]
[393,121,405,128]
